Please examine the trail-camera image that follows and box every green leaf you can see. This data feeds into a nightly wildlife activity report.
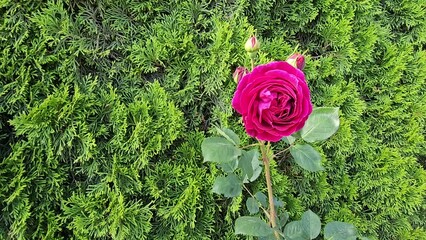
[290,144,324,172]
[239,150,255,179]
[215,126,240,146]
[254,192,268,208]
[249,165,262,182]
[259,234,281,240]
[284,221,309,240]
[274,197,284,208]
[202,137,241,163]
[212,173,242,197]
[283,135,296,144]
[292,131,302,139]
[235,216,274,237]
[246,197,259,215]
[278,212,289,228]
[219,159,238,173]
[239,149,262,182]
[324,221,358,240]
[300,107,340,142]
[301,210,321,239]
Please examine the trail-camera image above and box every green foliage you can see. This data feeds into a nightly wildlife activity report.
[235,216,274,237]
[202,137,241,164]
[213,174,242,198]
[239,149,262,183]
[0,0,425,239]
[63,191,153,240]
[202,127,343,239]
[301,210,322,239]
[300,107,340,142]
[284,210,322,240]
[324,221,358,240]
[201,130,264,200]
[290,144,324,172]
[282,211,362,240]
[246,197,259,215]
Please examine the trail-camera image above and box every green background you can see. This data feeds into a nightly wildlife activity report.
[0,0,425,239]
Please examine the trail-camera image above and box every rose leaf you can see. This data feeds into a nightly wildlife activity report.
[235,216,274,237]
[215,126,240,146]
[324,221,358,240]
[212,173,242,197]
[202,137,241,164]
[246,197,259,215]
[238,149,261,182]
[301,210,321,239]
[284,221,309,240]
[290,144,324,172]
[254,192,268,208]
[300,107,340,142]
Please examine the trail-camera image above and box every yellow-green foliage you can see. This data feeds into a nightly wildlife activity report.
[0,0,425,239]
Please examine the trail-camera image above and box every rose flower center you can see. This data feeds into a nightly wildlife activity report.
[258,89,294,119]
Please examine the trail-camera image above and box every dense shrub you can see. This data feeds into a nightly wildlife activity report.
[0,0,425,239]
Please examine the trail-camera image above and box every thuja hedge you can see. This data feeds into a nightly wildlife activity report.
[0,0,425,239]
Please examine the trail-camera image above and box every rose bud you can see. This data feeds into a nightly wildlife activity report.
[233,66,249,83]
[244,36,260,52]
[286,53,306,70]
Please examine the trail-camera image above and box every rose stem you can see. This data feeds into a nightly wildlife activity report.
[251,58,255,71]
[240,143,260,149]
[259,140,280,239]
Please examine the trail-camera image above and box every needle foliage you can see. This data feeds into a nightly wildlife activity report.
[0,0,425,239]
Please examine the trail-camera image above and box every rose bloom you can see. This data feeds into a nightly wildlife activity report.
[232,61,313,142]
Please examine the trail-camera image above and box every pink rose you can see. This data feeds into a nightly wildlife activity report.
[232,61,313,142]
